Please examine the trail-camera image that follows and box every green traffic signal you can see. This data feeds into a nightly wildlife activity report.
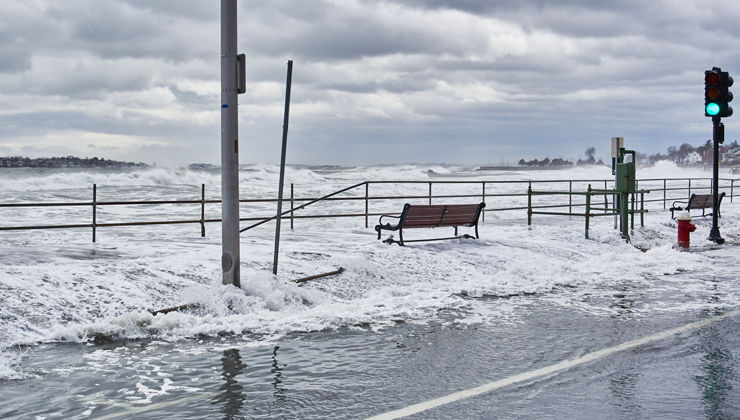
[705,67,733,118]
[706,103,720,116]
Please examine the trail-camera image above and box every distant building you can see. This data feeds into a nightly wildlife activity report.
[684,151,702,165]
[722,147,740,163]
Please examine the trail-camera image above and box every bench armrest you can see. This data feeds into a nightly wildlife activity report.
[378,214,401,225]
[669,201,687,220]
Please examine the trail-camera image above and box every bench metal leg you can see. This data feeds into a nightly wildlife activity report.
[399,229,404,246]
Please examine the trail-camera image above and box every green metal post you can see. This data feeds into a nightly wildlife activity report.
[620,191,629,242]
[364,182,369,228]
[428,182,432,205]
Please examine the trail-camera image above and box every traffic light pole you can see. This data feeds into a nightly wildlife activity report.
[709,116,724,244]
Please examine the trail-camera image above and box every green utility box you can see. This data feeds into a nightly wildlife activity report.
[616,162,635,192]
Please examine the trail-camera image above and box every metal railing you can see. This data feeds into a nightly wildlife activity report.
[0,177,736,242]
[527,184,650,238]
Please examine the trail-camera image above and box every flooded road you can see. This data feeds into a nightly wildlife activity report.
[3,294,739,419]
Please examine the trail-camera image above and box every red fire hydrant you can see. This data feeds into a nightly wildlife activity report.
[676,211,696,248]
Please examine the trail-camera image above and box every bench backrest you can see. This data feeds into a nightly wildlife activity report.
[401,203,485,228]
[687,192,725,210]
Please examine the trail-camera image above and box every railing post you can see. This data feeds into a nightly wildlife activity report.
[688,179,691,199]
[200,184,206,237]
[585,184,591,239]
[428,182,432,205]
[633,181,638,230]
[291,183,294,230]
[527,182,532,226]
[364,182,369,228]
[663,179,666,209]
[631,191,635,230]
[92,184,97,243]
[482,182,486,222]
[732,179,734,203]
[569,181,572,215]
[640,192,645,227]
[603,180,608,212]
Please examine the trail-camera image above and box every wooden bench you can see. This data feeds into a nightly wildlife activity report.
[670,192,725,219]
[374,203,485,246]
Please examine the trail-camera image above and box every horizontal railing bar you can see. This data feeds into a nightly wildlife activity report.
[0,200,223,208]
[530,211,589,217]
[530,209,647,218]
[364,177,737,185]
[96,220,203,227]
[4,188,733,208]
[531,189,649,196]
[99,200,211,206]
[0,202,91,208]
[0,224,93,231]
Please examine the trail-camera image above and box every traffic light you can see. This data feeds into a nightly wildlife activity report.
[705,67,733,118]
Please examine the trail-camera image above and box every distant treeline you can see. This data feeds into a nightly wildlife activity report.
[519,139,740,168]
[517,157,574,167]
[0,156,149,168]
[518,147,603,167]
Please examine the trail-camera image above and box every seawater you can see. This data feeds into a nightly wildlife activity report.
[1,163,739,419]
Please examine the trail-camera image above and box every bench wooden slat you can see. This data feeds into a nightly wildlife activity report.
[670,192,725,219]
[686,194,712,209]
[375,202,485,246]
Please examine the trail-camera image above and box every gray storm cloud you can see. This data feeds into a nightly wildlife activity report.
[0,0,738,166]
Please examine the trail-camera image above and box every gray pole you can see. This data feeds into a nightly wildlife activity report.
[273,60,294,275]
[221,0,240,287]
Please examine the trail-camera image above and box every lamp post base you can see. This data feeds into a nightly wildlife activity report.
[708,227,725,244]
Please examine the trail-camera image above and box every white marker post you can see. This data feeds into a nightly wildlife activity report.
[611,137,624,230]
[221,0,241,287]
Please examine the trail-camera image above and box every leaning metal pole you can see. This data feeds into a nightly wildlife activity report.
[272,60,294,275]
[709,116,724,244]
[221,0,240,286]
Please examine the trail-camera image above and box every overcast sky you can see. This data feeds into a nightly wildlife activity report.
[1,0,739,166]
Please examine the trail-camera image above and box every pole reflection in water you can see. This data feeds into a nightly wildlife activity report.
[272,345,287,401]
[694,323,736,419]
[212,348,247,420]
